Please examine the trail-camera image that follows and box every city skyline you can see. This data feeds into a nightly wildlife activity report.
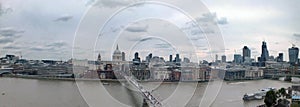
[0,0,300,62]
[2,1,300,107]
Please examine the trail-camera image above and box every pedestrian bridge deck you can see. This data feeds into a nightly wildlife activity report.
[123,75,162,107]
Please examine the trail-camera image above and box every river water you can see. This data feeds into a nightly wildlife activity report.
[0,77,297,107]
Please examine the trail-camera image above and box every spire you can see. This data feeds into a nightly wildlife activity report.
[98,53,101,61]
[116,44,119,50]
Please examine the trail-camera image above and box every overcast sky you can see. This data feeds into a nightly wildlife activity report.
[0,0,299,62]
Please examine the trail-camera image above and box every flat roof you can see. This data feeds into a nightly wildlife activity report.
[292,95,300,100]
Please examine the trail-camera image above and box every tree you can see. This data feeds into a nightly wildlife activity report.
[278,88,286,98]
[264,90,277,107]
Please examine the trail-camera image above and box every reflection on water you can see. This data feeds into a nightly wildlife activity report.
[0,77,298,107]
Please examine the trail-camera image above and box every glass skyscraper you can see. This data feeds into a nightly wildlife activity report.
[289,46,299,64]
[243,46,251,62]
[260,41,269,62]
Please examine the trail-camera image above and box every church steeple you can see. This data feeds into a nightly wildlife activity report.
[97,53,101,61]
[116,44,119,50]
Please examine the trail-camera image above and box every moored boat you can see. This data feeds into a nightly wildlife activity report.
[243,87,276,101]
[102,82,109,85]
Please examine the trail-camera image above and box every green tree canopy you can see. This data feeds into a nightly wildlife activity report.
[264,90,277,107]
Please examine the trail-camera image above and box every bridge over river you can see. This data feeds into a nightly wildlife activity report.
[120,71,162,107]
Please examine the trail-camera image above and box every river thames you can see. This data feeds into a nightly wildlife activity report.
[0,77,298,107]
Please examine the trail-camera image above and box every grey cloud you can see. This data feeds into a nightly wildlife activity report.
[0,37,14,44]
[54,14,73,22]
[29,47,47,51]
[29,41,69,52]
[155,43,171,49]
[181,12,226,36]
[293,33,300,40]
[125,25,148,32]
[0,27,24,37]
[190,30,202,35]
[217,17,228,25]
[196,12,228,25]
[197,12,217,23]
[0,27,24,44]
[293,33,300,37]
[139,37,153,42]
[90,0,132,8]
[46,41,68,48]
[2,45,22,50]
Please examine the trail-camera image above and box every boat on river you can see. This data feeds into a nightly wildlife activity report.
[243,87,276,100]
[102,82,109,85]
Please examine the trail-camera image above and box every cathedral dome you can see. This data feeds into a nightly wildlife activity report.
[112,44,122,61]
[113,50,121,54]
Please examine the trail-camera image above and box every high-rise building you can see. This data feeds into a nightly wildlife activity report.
[149,53,152,59]
[221,55,226,63]
[289,45,299,64]
[121,52,125,61]
[183,57,190,63]
[169,55,173,62]
[132,52,141,63]
[276,53,283,62]
[243,46,251,62]
[175,54,181,62]
[269,56,275,61]
[145,53,152,62]
[234,54,242,64]
[215,54,218,62]
[260,41,269,62]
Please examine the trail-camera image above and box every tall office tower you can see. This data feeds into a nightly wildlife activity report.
[133,52,141,63]
[146,53,152,62]
[277,53,283,62]
[260,41,269,62]
[243,46,251,62]
[289,45,299,64]
[234,54,242,64]
[175,54,181,62]
[121,52,125,61]
[169,55,173,62]
[148,53,152,59]
[221,55,226,63]
[215,54,218,62]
